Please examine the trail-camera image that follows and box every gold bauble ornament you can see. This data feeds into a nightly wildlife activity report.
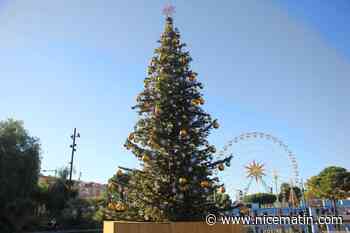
[179,184,189,191]
[179,129,188,138]
[188,74,196,81]
[180,57,186,64]
[153,143,161,150]
[111,202,127,212]
[125,142,132,150]
[142,154,150,162]
[218,164,225,171]
[191,99,200,105]
[200,180,210,188]
[107,182,113,189]
[218,186,226,193]
[128,133,135,141]
[179,177,187,185]
[143,102,151,109]
[191,98,204,106]
[117,203,127,212]
[213,121,220,129]
[116,169,123,177]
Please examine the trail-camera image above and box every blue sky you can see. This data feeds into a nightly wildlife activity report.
[0,0,349,196]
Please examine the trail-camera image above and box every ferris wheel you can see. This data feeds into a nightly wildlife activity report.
[217,132,300,195]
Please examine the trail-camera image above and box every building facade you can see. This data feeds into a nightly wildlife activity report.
[39,175,106,199]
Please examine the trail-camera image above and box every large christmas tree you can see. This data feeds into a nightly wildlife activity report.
[107,10,232,222]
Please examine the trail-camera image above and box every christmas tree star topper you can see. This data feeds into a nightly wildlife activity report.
[162,3,175,17]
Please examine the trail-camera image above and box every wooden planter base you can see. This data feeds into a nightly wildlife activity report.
[104,221,245,233]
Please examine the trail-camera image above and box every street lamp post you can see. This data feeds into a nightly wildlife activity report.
[68,128,80,190]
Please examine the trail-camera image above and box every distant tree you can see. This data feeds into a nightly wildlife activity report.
[305,166,350,214]
[46,166,78,218]
[278,183,302,203]
[243,193,276,208]
[32,183,50,216]
[60,198,101,228]
[57,166,70,180]
[0,119,41,233]
[44,165,104,229]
